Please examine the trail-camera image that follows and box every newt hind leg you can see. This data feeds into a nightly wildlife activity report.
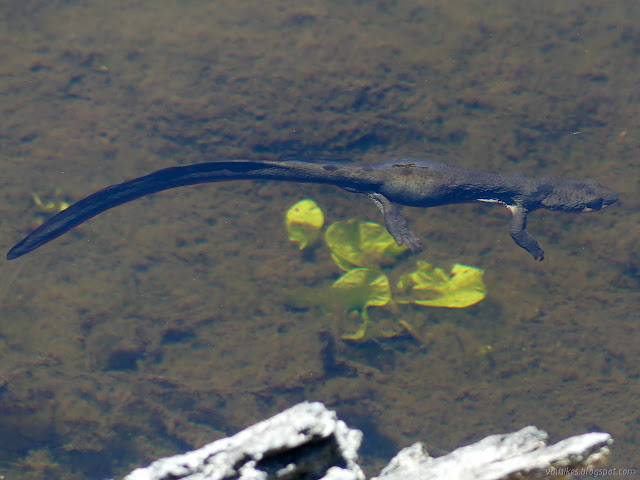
[367,193,424,252]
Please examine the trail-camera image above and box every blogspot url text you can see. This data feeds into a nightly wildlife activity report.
[546,467,636,477]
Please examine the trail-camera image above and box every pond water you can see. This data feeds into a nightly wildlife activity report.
[0,1,637,478]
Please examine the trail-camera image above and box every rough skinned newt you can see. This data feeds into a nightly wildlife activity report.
[6,159,618,261]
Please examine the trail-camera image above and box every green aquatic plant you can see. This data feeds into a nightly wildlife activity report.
[30,188,71,228]
[285,199,487,340]
[395,260,486,308]
[33,193,70,213]
[331,267,391,340]
[324,219,407,271]
[285,199,324,249]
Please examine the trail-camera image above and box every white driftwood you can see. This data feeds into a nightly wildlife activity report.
[374,427,612,480]
[124,401,364,480]
[122,402,612,480]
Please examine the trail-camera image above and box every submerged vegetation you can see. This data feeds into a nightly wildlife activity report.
[285,199,325,250]
[285,199,487,340]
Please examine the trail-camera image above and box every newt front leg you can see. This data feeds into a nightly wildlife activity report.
[509,206,544,261]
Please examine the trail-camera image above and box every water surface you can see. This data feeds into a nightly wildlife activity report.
[0,1,637,478]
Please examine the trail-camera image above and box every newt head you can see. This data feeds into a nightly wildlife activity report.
[541,178,618,213]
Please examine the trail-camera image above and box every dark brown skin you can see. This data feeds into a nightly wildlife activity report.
[7,158,618,261]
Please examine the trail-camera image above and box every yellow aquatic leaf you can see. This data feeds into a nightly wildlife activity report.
[285,199,324,249]
[32,191,70,213]
[325,219,407,271]
[395,261,486,308]
[332,268,391,339]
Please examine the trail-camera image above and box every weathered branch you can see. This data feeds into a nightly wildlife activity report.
[122,401,612,480]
